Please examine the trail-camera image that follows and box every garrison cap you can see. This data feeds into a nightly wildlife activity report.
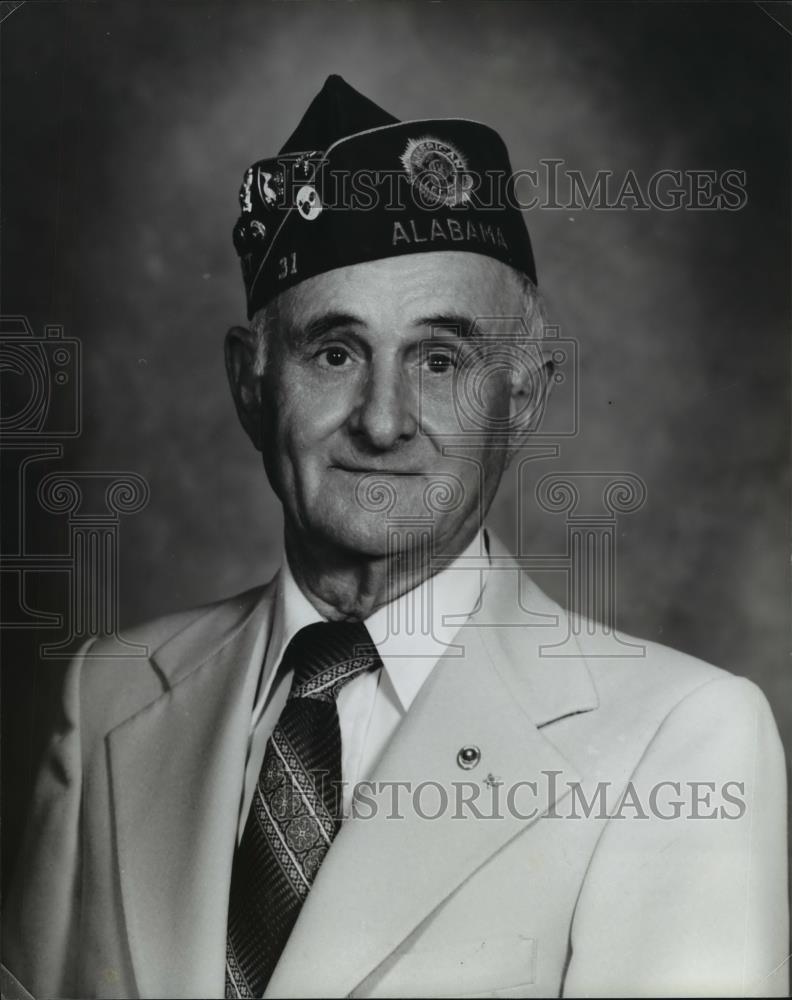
[233,74,537,319]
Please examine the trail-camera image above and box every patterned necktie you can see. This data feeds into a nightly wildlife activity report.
[225,620,383,999]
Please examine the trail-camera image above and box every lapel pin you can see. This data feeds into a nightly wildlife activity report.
[457,745,481,769]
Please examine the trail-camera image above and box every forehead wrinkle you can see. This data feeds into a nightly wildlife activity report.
[262,253,527,348]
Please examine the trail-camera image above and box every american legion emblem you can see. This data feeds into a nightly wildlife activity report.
[400,136,474,208]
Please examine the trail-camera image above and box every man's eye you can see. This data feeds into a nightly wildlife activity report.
[424,350,456,374]
[319,346,351,367]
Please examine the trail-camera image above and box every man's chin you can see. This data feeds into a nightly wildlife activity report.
[306,509,449,561]
[298,474,477,558]
[310,516,395,559]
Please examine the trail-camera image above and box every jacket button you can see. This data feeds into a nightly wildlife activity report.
[457,745,481,769]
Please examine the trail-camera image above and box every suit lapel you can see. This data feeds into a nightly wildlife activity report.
[266,545,598,998]
[106,584,275,999]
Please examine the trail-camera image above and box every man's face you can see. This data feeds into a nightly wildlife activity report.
[234,252,542,558]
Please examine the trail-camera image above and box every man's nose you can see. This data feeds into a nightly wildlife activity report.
[348,361,418,450]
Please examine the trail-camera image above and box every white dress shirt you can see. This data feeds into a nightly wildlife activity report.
[237,530,491,841]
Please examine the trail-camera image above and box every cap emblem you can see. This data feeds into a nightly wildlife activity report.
[400,136,474,208]
[296,184,322,221]
[258,169,282,206]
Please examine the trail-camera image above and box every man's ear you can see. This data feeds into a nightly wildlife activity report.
[225,325,265,451]
[506,351,555,463]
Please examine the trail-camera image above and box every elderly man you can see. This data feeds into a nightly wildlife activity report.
[4,76,788,1000]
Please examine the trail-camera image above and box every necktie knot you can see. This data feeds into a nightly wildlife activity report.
[284,620,381,702]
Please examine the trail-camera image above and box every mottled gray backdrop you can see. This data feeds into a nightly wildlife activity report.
[3,2,790,896]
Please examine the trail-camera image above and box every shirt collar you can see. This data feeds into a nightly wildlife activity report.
[264,529,490,714]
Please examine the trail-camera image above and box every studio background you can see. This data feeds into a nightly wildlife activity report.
[3,0,790,907]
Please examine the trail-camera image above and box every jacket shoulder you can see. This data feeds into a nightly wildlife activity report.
[572,624,781,755]
[91,583,267,654]
[579,625,736,700]
[74,582,273,745]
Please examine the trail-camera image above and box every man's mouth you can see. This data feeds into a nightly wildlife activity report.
[330,464,431,476]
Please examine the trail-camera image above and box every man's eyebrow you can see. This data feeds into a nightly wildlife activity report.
[297,311,366,343]
[413,314,477,338]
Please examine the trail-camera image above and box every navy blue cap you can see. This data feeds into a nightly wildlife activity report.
[234,75,537,319]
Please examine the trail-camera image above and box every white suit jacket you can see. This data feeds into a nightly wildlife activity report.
[4,538,789,998]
